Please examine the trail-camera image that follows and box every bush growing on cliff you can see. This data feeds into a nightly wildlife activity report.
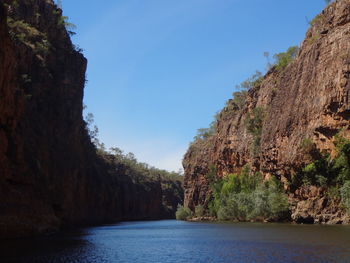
[52,2,77,36]
[229,71,263,111]
[194,125,216,142]
[176,205,192,220]
[195,205,205,217]
[245,107,265,135]
[340,181,350,214]
[212,70,264,124]
[209,167,289,221]
[301,156,331,186]
[300,138,316,155]
[299,135,350,187]
[6,17,50,59]
[297,134,350,214]
[231,91,247,110]
[333,135,350,183]
[273,46,299,71]
[236,71,263,91]
[309,14,326,27]
[245,107,265,158]
[84,112,100,147]
[58,15,77,35]
[190,71,264,149]
[205,165,218,184]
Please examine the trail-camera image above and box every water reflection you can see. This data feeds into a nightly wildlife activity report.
[1,229,92,263]
[1,220,350,263]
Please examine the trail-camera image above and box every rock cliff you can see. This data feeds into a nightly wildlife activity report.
[0,0,183,238]
[183,0,350,224]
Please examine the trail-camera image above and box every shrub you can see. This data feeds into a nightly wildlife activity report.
[340,181,350,214]
[235,71,263,91]
[209,168,289,221]
[190,71,263,150]
[273,46,299,71]
[205,165,217,184]
[194,126,216,142]
[266,178,289,218]
[245,107,265,157]
[309,14,325,27]
[6,17,50,58]
[307,33,321,45]
[245,107,265,135]
[300,138,315,154]
[176,205,192,220]
[327,186,340,201]
[297,135,350,198]
[333,135,350,183]
[232,91,247,110]
[195,205,205,217]
[316,175,328,187]
[58,15,77,35]
[301,156,331,187]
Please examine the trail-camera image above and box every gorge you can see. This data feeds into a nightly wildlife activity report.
[1,0,350,245]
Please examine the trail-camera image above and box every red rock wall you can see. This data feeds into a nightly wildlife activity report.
[183,0,350,224]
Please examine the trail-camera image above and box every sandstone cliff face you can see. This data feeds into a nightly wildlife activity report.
[0,0,183,238]
[183,0,350,224]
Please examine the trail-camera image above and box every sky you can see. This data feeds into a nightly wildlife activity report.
[60,0,326,172]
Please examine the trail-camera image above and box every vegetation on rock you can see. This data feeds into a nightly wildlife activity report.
[245,107,265,158]
[194,205,205,217]
[176,205,192,220]
[207,166,289,221]
[189,70,264,153]
[273,46,299,72]
[340,181,350,214]
[84,109,184,215]
[181,0,350,225]
[296,135,350,213]
[6,17,50,60]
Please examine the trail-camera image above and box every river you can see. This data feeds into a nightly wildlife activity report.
[2,220,350,262]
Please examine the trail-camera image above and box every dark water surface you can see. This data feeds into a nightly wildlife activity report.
[2,220,350,263]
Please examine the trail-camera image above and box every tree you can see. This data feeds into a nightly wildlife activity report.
[236,71,263,91]
[84,112,100,147]
[194,123,216,142]
[273,46,299,71]
[176,205,192,220]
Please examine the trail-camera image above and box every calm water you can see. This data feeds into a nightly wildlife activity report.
[2,220,350,263]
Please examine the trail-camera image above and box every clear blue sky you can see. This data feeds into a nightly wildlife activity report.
[61,0,326,172]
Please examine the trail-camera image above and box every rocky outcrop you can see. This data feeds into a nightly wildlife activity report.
[0,0,183,238]
[183,0,350,224]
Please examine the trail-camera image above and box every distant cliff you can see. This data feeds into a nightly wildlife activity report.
[0,0,183,238]
[183,0,350,224]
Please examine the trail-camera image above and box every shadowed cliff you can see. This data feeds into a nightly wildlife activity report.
[0,0,183,238]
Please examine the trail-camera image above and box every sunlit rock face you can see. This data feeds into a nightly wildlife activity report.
[183,0,350,224]
[0,0,183,238]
